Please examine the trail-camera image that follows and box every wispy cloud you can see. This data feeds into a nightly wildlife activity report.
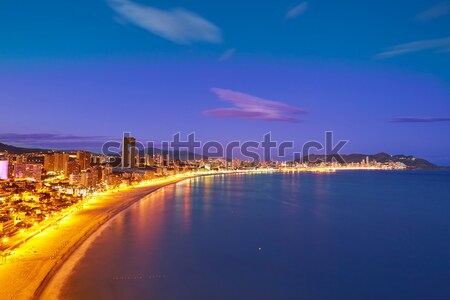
[108,0,222,44]
[0,133,112,150]
[284,2,308,20]
[390,117,450,123]
[417,1,450,21]
[375,36,450,58]
[204,88,307,122]
[219,48,236,61]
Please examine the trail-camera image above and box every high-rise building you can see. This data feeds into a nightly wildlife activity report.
[0,160,8,180]
[91,166,102,184]
[64,160,80,177]
[54,153,70,172]
[44,154,55,172]
[77,151,91,170]
[154,153,163,167]
[102,165,113,178]
[122,133,136,168]
[135,151,140,168]
[81,171,93,187]
[165,153,170,166]
[145,154,155,167]
[69,173,82,185]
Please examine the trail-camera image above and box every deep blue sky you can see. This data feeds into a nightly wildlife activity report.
[0,0,450,164]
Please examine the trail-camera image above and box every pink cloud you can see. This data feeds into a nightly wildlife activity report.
[203,88,307,122]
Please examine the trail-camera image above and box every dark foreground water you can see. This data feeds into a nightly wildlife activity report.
[60,171,450,300]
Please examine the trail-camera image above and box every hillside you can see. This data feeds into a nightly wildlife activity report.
[0,142,50,154]
[0,142,442,169]
[301,152,438,169]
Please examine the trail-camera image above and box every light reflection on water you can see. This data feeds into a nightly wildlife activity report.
[60,171,450,300]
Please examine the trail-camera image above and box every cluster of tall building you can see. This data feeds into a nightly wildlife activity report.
[43,152,92,175]
[1,133,268,187]
[0,150,96,183]
[44,153,68,174]
[0,154,38,181]
[120,134,173,169]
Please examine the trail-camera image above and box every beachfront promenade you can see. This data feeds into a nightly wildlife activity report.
[0,169,276,300]
[0,175,192,300]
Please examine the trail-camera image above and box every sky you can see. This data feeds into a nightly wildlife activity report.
[0,0,450,164]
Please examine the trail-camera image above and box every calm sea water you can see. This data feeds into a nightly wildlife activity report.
[60,171,450,300]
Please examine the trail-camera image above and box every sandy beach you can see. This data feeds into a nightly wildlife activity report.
[0,176,192,300]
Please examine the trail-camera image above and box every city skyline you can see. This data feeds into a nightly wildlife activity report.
[1,0,450,164]
[1,2,450,299]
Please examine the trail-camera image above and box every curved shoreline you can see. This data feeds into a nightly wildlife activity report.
[35,178,190,300]
[0,174,208,300]
[34,171,258,300]
[35,177,189,300]
[0,171,269,300]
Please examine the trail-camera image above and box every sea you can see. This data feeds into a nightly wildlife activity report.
[58,170,450,300]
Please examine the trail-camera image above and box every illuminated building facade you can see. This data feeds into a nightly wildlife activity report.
[54,153,70,172]
[14,163,42,181]
[0,160,8,180]
[64,160,81,177]
[77,151,92,170]
[69,173,82,185]
[122,133,136,169]
[81,171,93,187]
[44,154,55,172]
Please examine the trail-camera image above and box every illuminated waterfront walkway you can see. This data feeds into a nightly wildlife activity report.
[0,175,201,300]
[0,170,271,300]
